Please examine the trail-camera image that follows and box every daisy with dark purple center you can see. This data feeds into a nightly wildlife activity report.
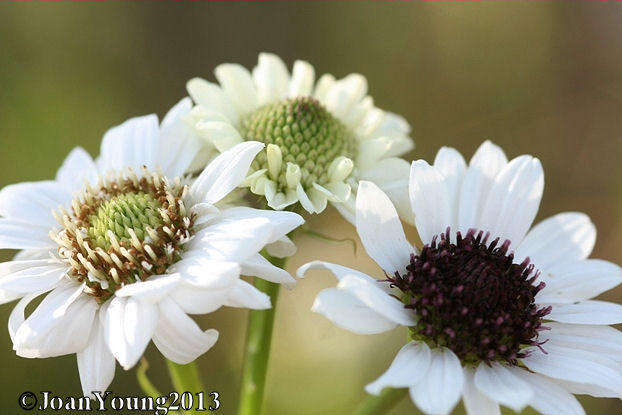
[299,141,622,415]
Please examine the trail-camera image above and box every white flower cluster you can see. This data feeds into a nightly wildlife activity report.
[1,53,620,415]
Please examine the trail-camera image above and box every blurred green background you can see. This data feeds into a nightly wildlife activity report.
[1,2,621,414]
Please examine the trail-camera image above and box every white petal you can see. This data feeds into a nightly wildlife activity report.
[114,274,181,303]
[0,262,67,302]
[190,202,220,225]
[266,189,297,211]
[409,348,464,415]
[367,111,411,140]
[56,147,98,193]
[224,279,271,309]
[99,114,159,172]
[162,96,193,128]
[152,297,219,364]
[356,181,413,274]
[252,52,290,105]
[409,160,452,244]
[324,182,351,203]
[0,219,53,250]
[0,259,62,277]
[541,322,622,363]
[323,74,368,120]
[297,260,382,285]
[0,180,71,227]
[462,369,500,415]
[357,137,398,169]
[188,216,274,261]
[311,287,398,334]
[186,78,239,123]
[338,274,416,327]
[365,341,431,395]
[312,182,342,203]
[289,60,315,97]
[309,186,329,213]
[313,74,335,101]
[217,206,304,244]
[13,249,51,261]
[546,300,622,325]
[14,282,97,358]
[433,147,466,230]
[169,286,229,315]
[214,63,258,115]
[171,257,240,288]
[332,193,356,225]
[241,253,295,285]
[189,141,264,204]
[359,157,412,222]
[9,292,41,343]
[196,120,243,152]
[77,314,115,396]
[292,182,312,212]
[537,259,622,303]
[515,371,585,415]
[521,344,622,395]
[169,259,240,314]
[552,378,621,398]
[479,155,544,247]
[264,235,297,259]
[458,140,508,233]
[157,98,204,178]
[359,157,410,186]
[516,212,596,271]
[102,296,158,370]
[474,362,533,412]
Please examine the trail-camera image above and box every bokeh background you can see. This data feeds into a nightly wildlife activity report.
[1,2,621,414]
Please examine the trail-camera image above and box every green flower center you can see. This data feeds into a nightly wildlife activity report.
[240,97,356,188]
[87,192,164,250]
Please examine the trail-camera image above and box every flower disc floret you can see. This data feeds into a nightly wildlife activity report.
[242,97,356,191]
[388,228,551,366]
[50,168,194,302]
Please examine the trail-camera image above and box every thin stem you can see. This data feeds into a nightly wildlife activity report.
[352,388,409,415]
[236,254,285,415]
[138,358,183,415]
[137,358,162,398]
[167,360,204,392]
[300,226,357,254]
[166,360,204,415]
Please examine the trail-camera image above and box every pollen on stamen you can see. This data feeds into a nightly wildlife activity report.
[387,227,551,366]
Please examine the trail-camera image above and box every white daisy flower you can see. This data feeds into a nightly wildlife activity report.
[0,99,304,396]
[298,141,622,415]
[185,52,414,221]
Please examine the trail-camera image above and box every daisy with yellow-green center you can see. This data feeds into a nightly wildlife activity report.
[0,98,304,397]
[185,52,414,221]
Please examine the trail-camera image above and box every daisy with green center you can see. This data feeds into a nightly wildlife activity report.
[185,52,414,220]
[0,98,304,396]
[299,141,622,415]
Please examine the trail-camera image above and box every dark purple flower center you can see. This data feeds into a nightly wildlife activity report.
[388,228,551,366]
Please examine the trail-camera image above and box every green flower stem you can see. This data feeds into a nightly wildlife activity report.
[237,254,285,415]
[167,360,204,393]
[352,388,409,415]
[166,360,204,415]
[137,358,163,398]
[138,358,183,415]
